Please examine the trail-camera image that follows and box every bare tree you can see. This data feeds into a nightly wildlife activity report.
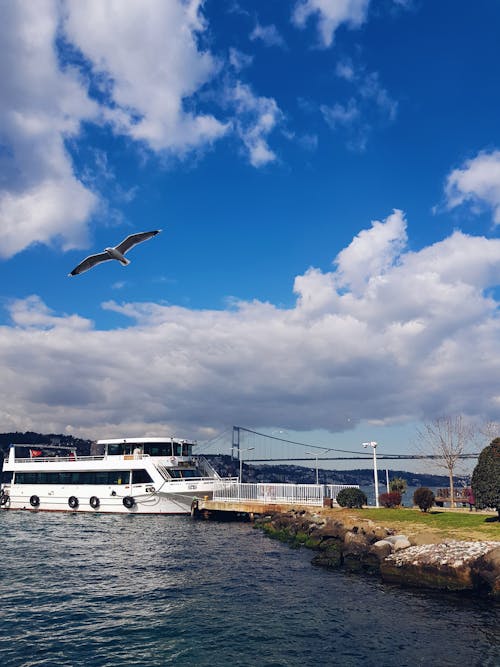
[416,416,476,508]
[479,421,500,443]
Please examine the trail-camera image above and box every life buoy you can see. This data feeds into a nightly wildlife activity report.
[170,456,177,465]
[123,496,135,509]
[89,496,100,509]
[68,496,79,509]
[0,491,10,506]
[30,495,40,508]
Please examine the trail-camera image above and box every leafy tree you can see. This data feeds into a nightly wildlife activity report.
[336,487,367,509]
[413,487,435,512]
[389,477,407,496]
[471,438,500,519]
[416,416,475,508]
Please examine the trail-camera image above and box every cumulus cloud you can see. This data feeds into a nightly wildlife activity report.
[445,150,500,224]
[1,211,500,438]
[0,0,284,259]
[0,0,99,259]
[63,0,228,153]
[292,0,370,47]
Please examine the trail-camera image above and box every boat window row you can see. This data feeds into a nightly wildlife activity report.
[168,469,201,478]
[13,469,153,485]
[106,442,192,457]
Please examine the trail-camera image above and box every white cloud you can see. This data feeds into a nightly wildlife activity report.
[334,209,407,292]
[0,0,285,260]
[63,0,228,153]
[250,23,286,48]
[321,59,397,150]
[228,82,283,167]
[292,0,371,47]
[0,0,99,259]
[1,211,500,438]
[321,99,360,129]
[229,47,254,71]
[445,150,500,224]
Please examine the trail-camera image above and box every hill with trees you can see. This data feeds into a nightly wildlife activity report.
[0,433,456,488]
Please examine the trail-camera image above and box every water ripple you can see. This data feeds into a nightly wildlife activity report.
[0,511,498,667]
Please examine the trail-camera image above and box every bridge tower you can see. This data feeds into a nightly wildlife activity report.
[232,426,240,460]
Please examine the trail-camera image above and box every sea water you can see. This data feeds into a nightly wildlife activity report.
[0,511,498,667]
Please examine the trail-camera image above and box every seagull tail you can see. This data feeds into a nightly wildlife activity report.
[120,258,131,266]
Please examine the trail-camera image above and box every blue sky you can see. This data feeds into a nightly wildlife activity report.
[1,1,499,469]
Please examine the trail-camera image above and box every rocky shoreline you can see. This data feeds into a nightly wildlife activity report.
[254,509,500,599]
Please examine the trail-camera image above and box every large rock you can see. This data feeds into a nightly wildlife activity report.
[472,546,500,596]
[380,541,500,596]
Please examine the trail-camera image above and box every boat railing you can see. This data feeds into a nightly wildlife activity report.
[212,482,358,506]
[13,455,104,463]
[193,456,222,479]
[12,454,179,464]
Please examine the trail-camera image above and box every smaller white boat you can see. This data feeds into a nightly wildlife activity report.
[0,437,237,514]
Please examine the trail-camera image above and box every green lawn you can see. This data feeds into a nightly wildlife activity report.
[345,507,499,541]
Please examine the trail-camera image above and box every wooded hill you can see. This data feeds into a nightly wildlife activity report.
[0,432,457,487]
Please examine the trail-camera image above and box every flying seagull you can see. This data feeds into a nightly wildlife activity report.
[69,230,161,276]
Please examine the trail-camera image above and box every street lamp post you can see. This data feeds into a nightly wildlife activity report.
[239,447,254,482]
[362,441,379,508]
[305,451,319,485]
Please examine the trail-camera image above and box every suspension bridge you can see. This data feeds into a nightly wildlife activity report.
[199,426,480,465]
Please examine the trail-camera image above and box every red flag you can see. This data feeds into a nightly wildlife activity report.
[30,449,42,458]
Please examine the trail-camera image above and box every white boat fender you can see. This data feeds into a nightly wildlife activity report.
[68,496,79,509]
[170,457,177,465]
[30,495,40,508]
[89,496,100,509]
[123,496,135,509]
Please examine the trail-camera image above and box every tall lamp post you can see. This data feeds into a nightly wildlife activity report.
[305,451,319,485]
[362,441,379,508]
[239,447,254,482]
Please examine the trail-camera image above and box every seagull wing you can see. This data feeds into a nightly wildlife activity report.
[115,230,161,255]
[69,252,112,276]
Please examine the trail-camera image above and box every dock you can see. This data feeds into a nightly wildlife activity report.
[190,481,356,519]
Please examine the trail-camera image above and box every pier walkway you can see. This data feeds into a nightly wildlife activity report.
[192,481,357,518]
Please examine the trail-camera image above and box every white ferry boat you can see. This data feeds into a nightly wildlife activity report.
[0,437,236,514]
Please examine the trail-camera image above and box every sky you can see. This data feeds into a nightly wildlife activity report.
[1,0,500,469]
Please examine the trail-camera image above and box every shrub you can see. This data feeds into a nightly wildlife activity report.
[471,438,500,519]
[336,487,367,509]
[413,487,435,512]
[379,491,402,508]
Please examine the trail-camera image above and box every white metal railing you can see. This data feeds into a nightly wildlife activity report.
[212,482,358,506]
[325,484,360,501]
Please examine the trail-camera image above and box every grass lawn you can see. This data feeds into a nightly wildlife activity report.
[336,507,499,542]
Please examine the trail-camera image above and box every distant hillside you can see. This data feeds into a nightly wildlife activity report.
[0,432,92,457]
[203,454,460,488]
[0,434,462,488]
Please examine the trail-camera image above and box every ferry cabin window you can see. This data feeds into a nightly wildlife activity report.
[171,442,192,456]
[181,469,198,478]
[14,471,134,485]
[1,471,13,483]
[143,443,173,457]
[132,469,153,484]
[107,444,128,455]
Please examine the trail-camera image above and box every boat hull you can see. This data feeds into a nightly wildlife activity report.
[0,484,210,514]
